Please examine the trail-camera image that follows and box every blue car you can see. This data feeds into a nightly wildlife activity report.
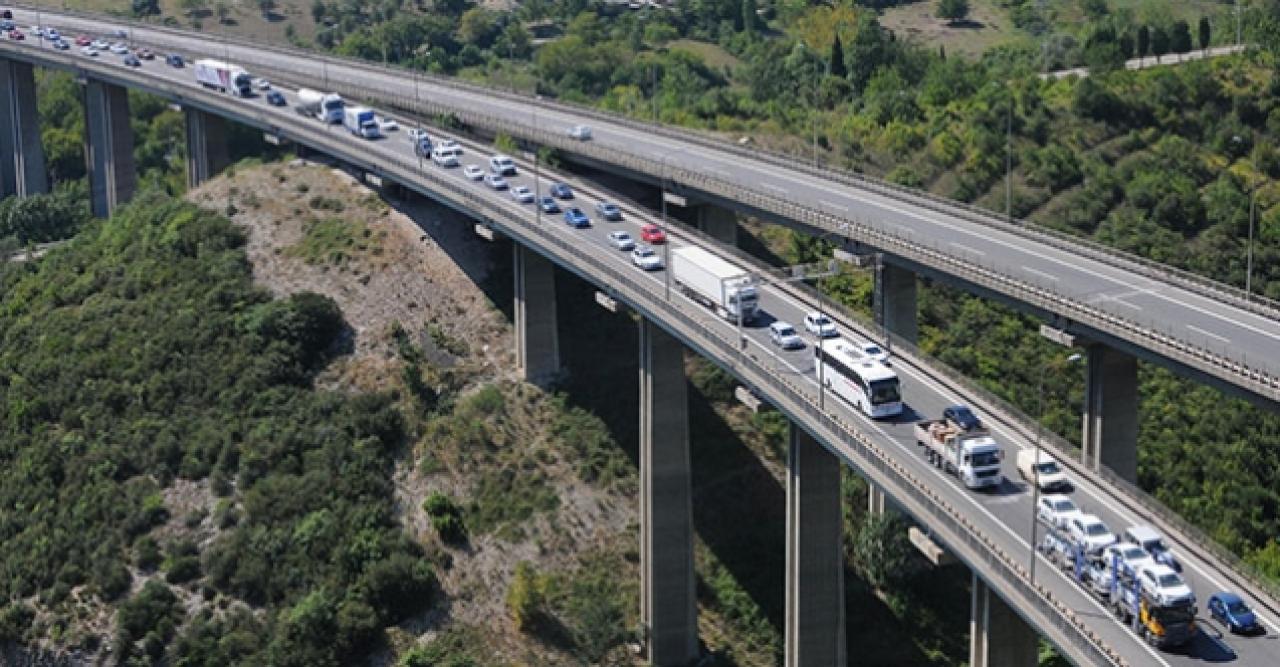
[538,196,560,214]
[563,207,590,228]
[549,182,574,200]
[943,405,982,432]
[1208,592,1262,634]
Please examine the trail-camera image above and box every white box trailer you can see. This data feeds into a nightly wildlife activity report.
[193,59,252,97]
[670,246,758,323]
[343,106,380,139]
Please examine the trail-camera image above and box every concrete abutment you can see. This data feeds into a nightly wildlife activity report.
[82,79,135,218]
[513,244,561,386]
[874,260,918,344]
[1081,343,1139,483]
[0,59,48,199]
[785,424,847,667]
[185,108,231,189]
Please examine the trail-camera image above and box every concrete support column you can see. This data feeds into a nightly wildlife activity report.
[513,244,561,386]
[694,203,737,246]
[970,573,1039,667]
[874,260,918,344]
[785,424,846,667]
[185,108,230,189]
[1081,344,1139,483]
[83,80,135,218]
[638,318,698,665]
[0,59,48,198]
[867,484,898,517]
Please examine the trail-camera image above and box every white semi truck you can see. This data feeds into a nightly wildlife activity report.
[193,59,253,97]
[914,418,1004,489]
[670,246,758,323]
[343,106,380,139]
[296,88,345,123]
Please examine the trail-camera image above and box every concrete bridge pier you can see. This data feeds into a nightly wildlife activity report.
[1081,344,1139,483]
[785,424,847,667]
[638,318,698,665]
[867,484,899,517]
[667,193,738,246]
[185,108,231,189]
[874,260,918,344]
[513,244,561,386]
[82,79,135,217]
[970,573,1039,667]
[0,59,48,199]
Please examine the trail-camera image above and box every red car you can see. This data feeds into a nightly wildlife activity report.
[640,224,667,244]
[75,35,90,46]
[9,30,23,40]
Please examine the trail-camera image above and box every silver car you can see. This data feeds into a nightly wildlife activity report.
[608,231,635,251]
[510,186,535,203]
[769,322,804,349]
[484,173,508,190]
[632,245,662,270]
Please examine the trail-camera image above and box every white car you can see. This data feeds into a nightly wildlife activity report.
[378,116,398,132]
[431,149,460,168]
[632,246,662,270]
[608,231,635,251]
[510,185,535,203]
[803,312,838,338]
[109,42,128,54]
[1122,525,1181,571]
[854,340,889,364]
[484,173,508,190]
[1036,494,1082,530]
[489,154,517,176]
[252,77,271,90]
[1138,564,1195,606]
[568,124,593,141]
[80,45,98,57]
[1102,543,1154,576]
[1067,514,1117,555]
[407,128,429,143]
[463,165,484,181]
[769,322,804,350]
[91,39,108,50]
[436,138,460,153]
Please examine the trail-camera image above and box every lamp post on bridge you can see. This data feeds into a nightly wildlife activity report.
[1029,351,1083,587]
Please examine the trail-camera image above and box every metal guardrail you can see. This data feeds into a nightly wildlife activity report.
[19,5,1280,404]
[0,41,1131,667]
[17,1,1279,324]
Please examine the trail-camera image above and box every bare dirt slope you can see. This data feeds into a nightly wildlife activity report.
[187,161,638,664]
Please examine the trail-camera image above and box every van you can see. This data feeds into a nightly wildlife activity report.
[1016,449,1071,492]
[489,155,517,176]
[432,146,461,167]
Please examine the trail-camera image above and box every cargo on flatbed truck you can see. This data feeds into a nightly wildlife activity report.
[914,419,1003,489]
[670,246,758,323]
[1040,529,1196,649]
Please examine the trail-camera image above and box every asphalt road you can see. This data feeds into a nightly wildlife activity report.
[5,17,1280,666]
[15,8,1280,407]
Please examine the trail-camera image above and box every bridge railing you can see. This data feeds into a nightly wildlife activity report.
[18,1,1279,325]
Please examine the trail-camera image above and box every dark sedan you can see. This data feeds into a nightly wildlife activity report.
[549,182,573,200]
[266,90,287,106]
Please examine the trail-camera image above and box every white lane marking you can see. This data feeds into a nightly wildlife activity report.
[950,242,987,256]
[1187,324,1230,344]
[762,183,787,194]
[1111,298,1143,311]
[1021,265,1059,282]
[819,200,850,212]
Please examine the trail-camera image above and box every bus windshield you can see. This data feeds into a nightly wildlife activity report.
[868,379,900,405]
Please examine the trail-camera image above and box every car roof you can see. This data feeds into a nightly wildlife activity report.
[1141,562,1178,577]
[1042,493,1073,504]
[1212,591,1243,603]
[1125,525,1161,541]
[771,321,794,330]
[1076,513,1103,525]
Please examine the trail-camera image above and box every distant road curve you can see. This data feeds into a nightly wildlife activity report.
[1041,44,1247,80]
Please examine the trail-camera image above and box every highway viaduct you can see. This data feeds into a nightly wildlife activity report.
[3,10,1280,666]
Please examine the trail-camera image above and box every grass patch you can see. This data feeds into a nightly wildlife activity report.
[285,216,385,269]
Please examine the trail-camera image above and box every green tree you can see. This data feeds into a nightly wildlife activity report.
[1137,24,1150,59]
[1198,16,1211,51]
[1171,19,1192,54]
[936,0,969,24]
[830,32,846,79]
[132,0,160,17]
[1081,0,1108,20]
[505,561,547,631]
[310,0,326,23]
[741,0,757,34]
[1151,24,1170,62]
[457,7,498,48]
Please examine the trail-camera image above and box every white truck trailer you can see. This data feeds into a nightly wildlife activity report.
[914,418,1004,489]
[670,246,758,323]
[296,88,345,123]
[343,106,380,139]
[193,59,253,97]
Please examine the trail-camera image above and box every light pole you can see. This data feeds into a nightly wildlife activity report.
[534,103,542,226]
[660,154,672,302]
[1233,135,1258,295]
[1030,351,1083,586]
[1005,86,1014,223]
